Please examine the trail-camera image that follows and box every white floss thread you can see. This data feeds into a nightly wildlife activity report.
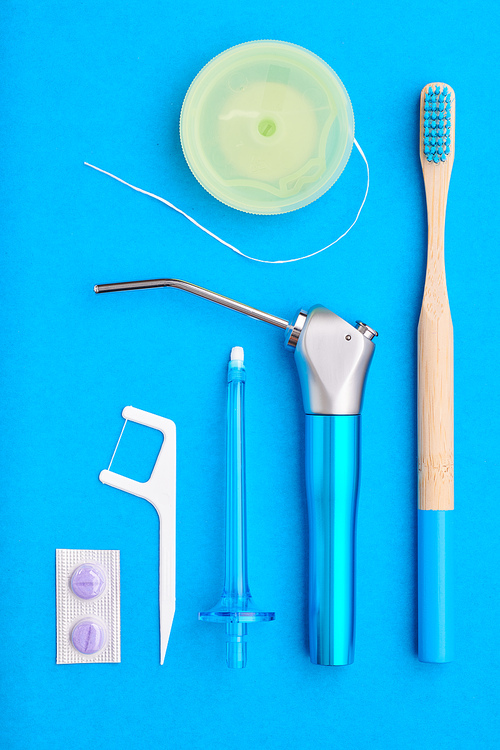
[108,418,128,471]
[84,139,369,264]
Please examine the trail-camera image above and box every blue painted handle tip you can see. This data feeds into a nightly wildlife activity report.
[418,509,454,663]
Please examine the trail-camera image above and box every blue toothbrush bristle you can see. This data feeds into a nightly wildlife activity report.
[423,84,452,163]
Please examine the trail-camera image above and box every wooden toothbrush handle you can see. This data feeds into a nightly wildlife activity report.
[417,304,454,510]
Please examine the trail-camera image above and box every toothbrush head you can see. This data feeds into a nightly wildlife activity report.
[420,82,455,166]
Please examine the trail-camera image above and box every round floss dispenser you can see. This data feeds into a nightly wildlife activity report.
[180,40,354,215]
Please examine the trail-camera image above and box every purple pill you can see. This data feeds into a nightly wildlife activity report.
[71,618,107,655]
[70,563,107,600]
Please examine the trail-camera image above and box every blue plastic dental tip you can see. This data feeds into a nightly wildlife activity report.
[198,348,275,668]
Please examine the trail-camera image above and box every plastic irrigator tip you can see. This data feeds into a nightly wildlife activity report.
[230,346,244,362]
[226,622,248,669]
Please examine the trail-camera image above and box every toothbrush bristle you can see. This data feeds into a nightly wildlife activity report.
[423,84,452,163]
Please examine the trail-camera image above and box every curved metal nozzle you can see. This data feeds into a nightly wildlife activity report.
[94,278,289,330]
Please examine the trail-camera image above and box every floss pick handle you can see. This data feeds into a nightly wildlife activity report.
[99,406,176,664]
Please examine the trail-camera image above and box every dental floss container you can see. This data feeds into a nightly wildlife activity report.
[180,40,354,214]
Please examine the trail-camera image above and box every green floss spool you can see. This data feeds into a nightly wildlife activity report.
[85,40,366,262]
[180,40,355,215]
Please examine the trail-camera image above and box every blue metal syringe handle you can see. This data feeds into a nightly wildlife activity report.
[290,306,376,666]
[306,414,360,666]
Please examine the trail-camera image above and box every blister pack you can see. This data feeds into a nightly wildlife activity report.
[56,549,121,664]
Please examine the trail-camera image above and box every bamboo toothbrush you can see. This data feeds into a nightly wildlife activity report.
[417,82,455,663]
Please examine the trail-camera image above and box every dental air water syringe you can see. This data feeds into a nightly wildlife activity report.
[94,277,377,666]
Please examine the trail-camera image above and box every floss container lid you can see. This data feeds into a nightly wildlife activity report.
[180,40,355,215]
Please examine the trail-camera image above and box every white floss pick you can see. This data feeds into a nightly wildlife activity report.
[99,405,177,665]
[84,140,369,264]
[56,549,121,664]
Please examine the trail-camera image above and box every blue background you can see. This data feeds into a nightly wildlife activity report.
[1,1,499,748]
